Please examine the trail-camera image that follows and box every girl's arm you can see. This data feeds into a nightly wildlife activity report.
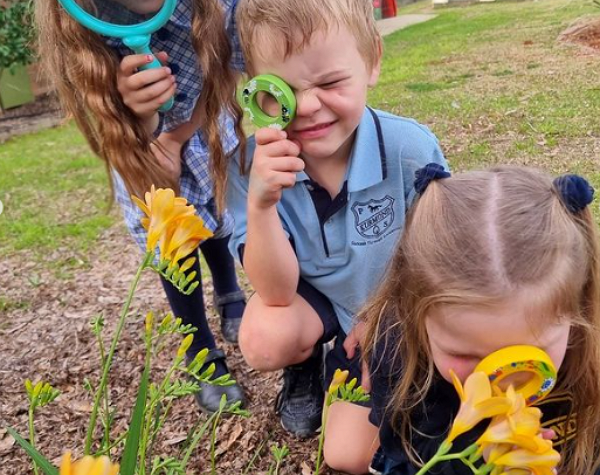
[242,128,304,305]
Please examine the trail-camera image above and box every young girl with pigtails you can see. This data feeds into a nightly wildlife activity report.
[362,164,600,475]
[34,0,247,412]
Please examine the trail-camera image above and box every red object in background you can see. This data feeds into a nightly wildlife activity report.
[382,0,397,18]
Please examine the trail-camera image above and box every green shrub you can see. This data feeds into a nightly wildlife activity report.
[0,1,36,70]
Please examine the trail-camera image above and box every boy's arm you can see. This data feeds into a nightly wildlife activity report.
[228,129,304,305]
[245,204,299,305]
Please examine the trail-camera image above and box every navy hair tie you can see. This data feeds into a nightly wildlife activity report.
[553,174,595,213]
[414,163,451,195]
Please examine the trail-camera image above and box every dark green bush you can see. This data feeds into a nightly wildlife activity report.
[0,1,35,70]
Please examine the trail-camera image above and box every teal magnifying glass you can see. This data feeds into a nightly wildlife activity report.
[57,0,177,112]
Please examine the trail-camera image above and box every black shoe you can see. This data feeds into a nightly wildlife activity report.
[213,290,245,344]
[189,349,246,413]
[275,347,324,438]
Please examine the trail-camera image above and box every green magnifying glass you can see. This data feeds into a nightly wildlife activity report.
[57,0,177,112]
[239,74,297,130]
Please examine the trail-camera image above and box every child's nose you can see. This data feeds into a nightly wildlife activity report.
[296,89,322,117]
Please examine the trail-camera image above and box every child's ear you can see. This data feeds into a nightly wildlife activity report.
[368,37,383,87]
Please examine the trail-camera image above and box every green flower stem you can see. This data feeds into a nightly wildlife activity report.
[144,357,180,423]
[460,457,480,474]
[85,252,153,455]
[415,439,454,475]
[210,407,224,475]
[315,393,334,475]
[149,399,174,446]
[437,444,479,462]
[28,404,39,475]
[416,443,483,475]
[473,462,495,475]
[242,432,271,475]
[150,459,173,475]
[140,355,184,475]
[93,432,127,456]
[95,332,111,455]
[181,412,219,469]
[139,316,155,475]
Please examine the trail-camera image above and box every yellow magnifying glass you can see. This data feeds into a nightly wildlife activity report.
[474,345,557,405]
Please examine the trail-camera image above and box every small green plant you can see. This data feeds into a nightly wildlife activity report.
[8,188,249,474]
[314,369,370,474]
[267,442,290,475]
[0,1,36,70]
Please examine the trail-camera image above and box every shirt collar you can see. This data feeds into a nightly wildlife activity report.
[295,108,386,192]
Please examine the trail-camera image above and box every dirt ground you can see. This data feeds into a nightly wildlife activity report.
[1,15,599,475]
[0,223,336,474]
[559,17,600,53]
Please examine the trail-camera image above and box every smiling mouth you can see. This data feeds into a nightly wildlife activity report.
[295,121,336,133]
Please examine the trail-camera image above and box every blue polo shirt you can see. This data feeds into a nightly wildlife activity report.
[227,108,447,333]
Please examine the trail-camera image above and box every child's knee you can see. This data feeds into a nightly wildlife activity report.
[238,310,300,371]
[323,438,372,474]
[239,328,290,370]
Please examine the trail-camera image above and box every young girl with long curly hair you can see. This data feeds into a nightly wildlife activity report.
[34,0,247,412]
[362,165,600,475]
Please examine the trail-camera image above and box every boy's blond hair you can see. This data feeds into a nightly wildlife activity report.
[236,0,381,74]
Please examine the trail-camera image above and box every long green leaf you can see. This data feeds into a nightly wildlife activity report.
[7,427,58,475]
[120,366,150,475]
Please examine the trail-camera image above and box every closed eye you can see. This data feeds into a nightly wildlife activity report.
[320,79,346,89]
[448,354,480,361]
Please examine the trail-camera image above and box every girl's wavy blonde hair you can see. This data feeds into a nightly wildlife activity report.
[34,0,245,211]
[236,0,380,76]
[362,166,600,475]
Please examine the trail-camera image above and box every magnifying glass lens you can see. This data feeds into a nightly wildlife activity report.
[74,0,163,24]
[256,92,281,118]
[496,371,534,391]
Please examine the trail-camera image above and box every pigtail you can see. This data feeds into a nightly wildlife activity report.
[191,0,246,215]
[34,1,178,201]
[560,205,600,475]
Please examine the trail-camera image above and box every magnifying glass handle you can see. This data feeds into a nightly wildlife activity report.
[123,35,174,113]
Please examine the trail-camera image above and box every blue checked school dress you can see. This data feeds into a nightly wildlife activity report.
[107,0,245,251]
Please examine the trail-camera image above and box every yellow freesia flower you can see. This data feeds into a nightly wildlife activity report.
[177,334,194,358]
[132,186,214,266]
[447,370,512,442]
[477,386,549,454]
[485,443,513,467]
[160,214,213,266]
[60,452,119,475]
[494,445,560,475]
[132,186,196,252]
[328,369,349,395]
[495,469,531,475]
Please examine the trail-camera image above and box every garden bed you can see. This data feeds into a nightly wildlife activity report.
[0,92,63,143]
[1,0,599,472]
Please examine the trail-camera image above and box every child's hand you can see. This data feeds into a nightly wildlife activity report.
[344,322,371,392]
[117,51,176,120]
[151,132,183,182]
[248,128,303,210]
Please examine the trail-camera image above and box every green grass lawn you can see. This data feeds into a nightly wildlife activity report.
[1,0,598,263]
[0,122,116,256]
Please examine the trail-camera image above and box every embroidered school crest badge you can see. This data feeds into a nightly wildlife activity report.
[351,196,395,238]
